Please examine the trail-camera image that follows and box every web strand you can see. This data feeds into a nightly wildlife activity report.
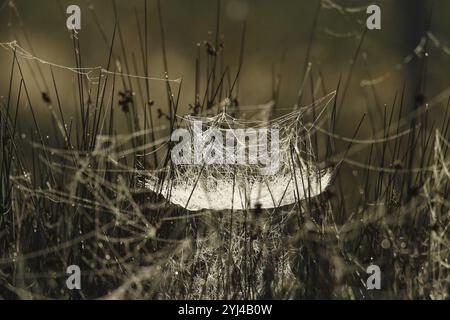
[0,40,182,85]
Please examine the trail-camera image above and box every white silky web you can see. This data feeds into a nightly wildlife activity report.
[146,92,336,211]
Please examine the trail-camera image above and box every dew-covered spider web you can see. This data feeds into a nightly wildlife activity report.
[145,92,336,211]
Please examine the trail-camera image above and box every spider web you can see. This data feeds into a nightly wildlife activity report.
[0,40,182,85]
[145,92,336,211]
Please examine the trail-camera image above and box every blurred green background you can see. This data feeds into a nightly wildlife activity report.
[0,0,449,149]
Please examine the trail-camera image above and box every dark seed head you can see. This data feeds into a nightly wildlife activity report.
[118,90,134,113]
[415,93,426,106]
[392,160,404,170]
[205,42,217,56]
[42,92,51,104]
